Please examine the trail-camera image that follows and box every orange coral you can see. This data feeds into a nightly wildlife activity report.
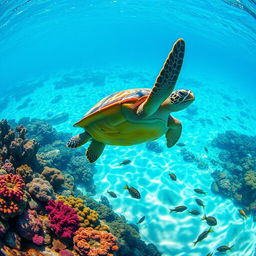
[73,227,118,256]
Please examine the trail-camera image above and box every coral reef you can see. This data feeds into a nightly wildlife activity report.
[81,195,162,255]
[46,200,80,239]
[16,209,44,245]
[211,130,256,218]
[73,227,118,256]
[0,120,162,255]
[58,196,108,231]
[27,178,55,202]
[0,120,41,171]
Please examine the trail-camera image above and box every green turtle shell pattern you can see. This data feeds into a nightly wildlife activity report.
[85,88,151,116]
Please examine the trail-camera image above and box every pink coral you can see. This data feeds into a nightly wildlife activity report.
[45,200,80,239]
[0,174,25,201]
[73,227,119,256]
[2,161,15,173]
[32,234,44,245]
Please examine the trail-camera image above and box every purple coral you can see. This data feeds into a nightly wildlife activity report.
[16,209,44,245]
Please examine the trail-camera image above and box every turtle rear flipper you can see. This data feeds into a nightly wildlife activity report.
[137,39,185,117]
[86,139,105,163]
[67,131,91,148]
[166,116,182,148]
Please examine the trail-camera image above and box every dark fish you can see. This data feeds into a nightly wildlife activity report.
[107,191,117,198]
[176,142,186,147]
[136,216,145,224]
[206,253,213,256]
[217,245,233,252]
[204,147,208,153]
[194,189,206,195]
[169,172,177,181]
[202,215,217,226]
[119,159,131,165]
[239,209,247,219]
[193,227,213,246]
[195,199,205,208]
[124,185,141,199]
[188,210,201,215]
[222,116,232,121]
[170,206,187,213]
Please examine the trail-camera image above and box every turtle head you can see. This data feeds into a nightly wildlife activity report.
[162,89,195,112]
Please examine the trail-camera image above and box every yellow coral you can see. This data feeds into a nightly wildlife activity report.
[244,170,256,190]
[58,196,108,230]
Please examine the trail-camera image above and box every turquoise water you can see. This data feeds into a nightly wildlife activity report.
[0,0,256,255]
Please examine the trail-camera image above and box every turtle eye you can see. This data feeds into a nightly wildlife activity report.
[178,91,187,97]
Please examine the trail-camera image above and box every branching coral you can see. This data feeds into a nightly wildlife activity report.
[244,170,256,190]
[73,227,118,256]
[45,200,80,239]
[0,120,42,171]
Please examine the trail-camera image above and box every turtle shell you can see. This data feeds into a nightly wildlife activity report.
[74,88,150,128]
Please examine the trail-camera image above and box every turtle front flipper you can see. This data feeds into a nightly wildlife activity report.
[86,139,105,163]
[67,131,91,148]
[137,39,185,117]
[166,116,182,148]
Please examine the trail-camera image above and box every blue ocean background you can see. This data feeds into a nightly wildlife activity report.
[0,0,255,255]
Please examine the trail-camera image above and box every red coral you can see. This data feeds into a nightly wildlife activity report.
[45,200,80,239]
[73,227,119,256]
[0,174,25,201]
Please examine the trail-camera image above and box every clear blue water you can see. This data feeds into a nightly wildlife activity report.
[0,0,256,255]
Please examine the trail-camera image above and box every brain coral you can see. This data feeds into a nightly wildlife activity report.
[41,166,64,189]
[26,178,55,202]
[73,227,118,256]
[45,200,80,239]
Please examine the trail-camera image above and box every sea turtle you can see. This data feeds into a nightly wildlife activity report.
[67,39,195,163]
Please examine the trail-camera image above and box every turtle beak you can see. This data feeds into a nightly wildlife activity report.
[186,91,195,102]
[179,89,195,102]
